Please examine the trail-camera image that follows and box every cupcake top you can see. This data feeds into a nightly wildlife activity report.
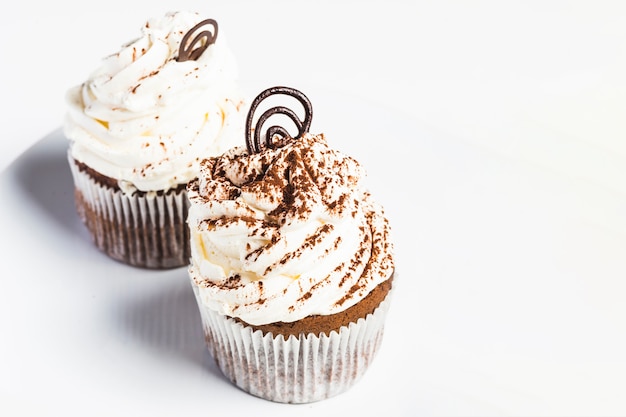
[64,11,245,192]
[188,86,394,326]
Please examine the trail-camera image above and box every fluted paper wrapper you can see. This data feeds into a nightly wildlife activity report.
[191,283,392,403]
[68,155,190,269]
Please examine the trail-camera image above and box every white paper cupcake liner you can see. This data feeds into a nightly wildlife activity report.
[191,281,392,403]
[68,155,190,269]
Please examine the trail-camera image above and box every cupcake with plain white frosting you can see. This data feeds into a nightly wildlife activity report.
[64,11,246,268]
[187,86,395,403]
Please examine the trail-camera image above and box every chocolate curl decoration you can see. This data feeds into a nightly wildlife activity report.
[245,86,313,154]
[176,19,218,62]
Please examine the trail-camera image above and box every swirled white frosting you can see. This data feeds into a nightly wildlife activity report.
[64,11,246,192]
[187,133,394,325]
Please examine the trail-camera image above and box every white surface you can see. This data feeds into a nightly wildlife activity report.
[2,1,626,416]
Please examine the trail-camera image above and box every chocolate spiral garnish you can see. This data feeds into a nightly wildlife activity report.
[245,86,313,154]
[176,19,218,62]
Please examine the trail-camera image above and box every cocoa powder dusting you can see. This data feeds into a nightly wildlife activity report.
[193,131,394,336]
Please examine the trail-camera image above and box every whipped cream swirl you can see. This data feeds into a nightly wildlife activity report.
[188,133,394,325]
[64,11,245,192]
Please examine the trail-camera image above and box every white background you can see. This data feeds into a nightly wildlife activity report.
[2,1,626,416]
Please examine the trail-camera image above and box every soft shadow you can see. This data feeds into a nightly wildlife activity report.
[114,273,227,381]
[9,128,83,235]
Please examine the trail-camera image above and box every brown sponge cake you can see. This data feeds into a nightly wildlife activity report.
[70,159,189,268]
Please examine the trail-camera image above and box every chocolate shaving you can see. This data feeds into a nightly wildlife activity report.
[176,18,218,62]
[245,86,313,154]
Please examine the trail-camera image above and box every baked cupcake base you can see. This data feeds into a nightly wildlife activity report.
[190,277,394,403]
[68,155,190,269]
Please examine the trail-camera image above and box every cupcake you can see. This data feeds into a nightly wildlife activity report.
[187,86,395,403]
[64,11,246,268]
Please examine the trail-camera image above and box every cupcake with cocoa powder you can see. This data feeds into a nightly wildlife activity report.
[187,86,395,403]
[64,11,246,268]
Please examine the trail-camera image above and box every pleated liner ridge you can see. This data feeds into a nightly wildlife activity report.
[68,154,190,269]
[192,283,393,404]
